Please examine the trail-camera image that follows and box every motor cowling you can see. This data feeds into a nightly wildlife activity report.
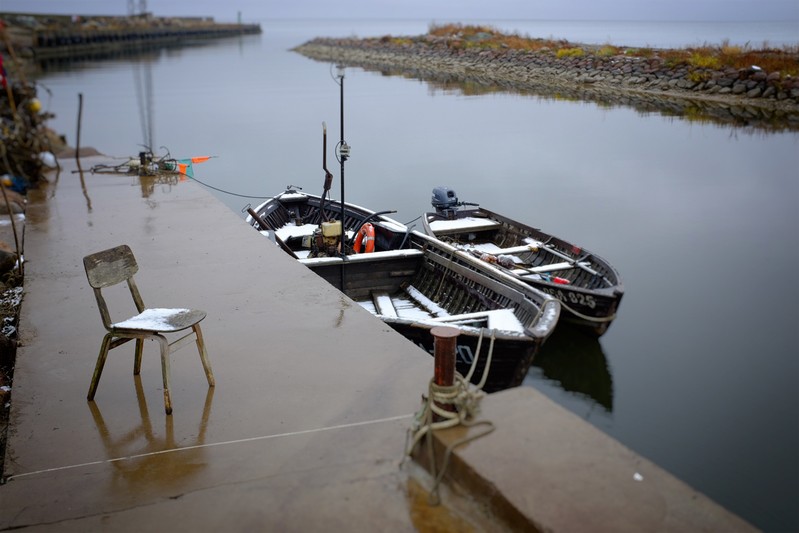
[431,187,459,212]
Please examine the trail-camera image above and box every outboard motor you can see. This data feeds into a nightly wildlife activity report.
[431,187,459,214]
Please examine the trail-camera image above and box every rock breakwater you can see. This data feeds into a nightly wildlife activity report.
[294,34,799,131]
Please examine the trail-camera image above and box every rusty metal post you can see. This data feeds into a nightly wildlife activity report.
[431,326,459,417]
[431,326,458,387]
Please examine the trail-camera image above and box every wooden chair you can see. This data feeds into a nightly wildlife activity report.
[83,244,215,414]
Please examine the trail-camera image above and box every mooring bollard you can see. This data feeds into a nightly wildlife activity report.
[431,326,459,387]
[431,326,459,416]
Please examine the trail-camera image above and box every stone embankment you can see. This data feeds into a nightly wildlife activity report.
[294,35,799,130]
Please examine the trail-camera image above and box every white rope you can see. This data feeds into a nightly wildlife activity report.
[5,413,412,481]
[403,328,496,505]
[556,298,617,323]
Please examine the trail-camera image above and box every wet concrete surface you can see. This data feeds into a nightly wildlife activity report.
[0,156,754,531]
[0,157,451,530]
[419,386,756,531]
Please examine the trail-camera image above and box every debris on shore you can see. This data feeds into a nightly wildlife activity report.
[0,53,52,478]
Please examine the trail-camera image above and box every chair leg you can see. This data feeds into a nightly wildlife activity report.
[193,324,215,387]
[134,339,144,375]
[88,334,113,401]
[156,334,173,415]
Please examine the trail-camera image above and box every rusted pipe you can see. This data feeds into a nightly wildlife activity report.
[431,326,459,389]
[431,326,459,418]
[246,207,298,259]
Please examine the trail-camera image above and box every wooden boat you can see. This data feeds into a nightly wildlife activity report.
[246,187,560,392]
[422,187,623,336]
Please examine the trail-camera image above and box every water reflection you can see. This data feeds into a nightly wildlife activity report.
[524,327,613,413]
[298,55,799,133]
[88,376,214,491]
[33,38,244,75]
[138,173,182,198]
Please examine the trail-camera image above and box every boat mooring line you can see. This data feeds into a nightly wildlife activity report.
[5,413,413,481]
[185,174,271,200]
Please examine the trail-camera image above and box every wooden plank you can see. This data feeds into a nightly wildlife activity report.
[518,261,590,274]
[371,291,398,318]
[428,217,501,235]
[83,244,138,288]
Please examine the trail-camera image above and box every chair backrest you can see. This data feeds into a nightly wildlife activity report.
[84,245,139,288]
[84,245,145,329]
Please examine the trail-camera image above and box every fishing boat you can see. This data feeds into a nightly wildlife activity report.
[245,186,560,392]
[422,187,623,336]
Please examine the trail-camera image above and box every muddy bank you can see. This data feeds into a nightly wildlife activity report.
[294,35,799,131]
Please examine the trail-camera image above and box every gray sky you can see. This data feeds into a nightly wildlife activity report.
[1,0,797,22]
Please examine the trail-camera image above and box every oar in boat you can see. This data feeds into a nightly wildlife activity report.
[246,207,299,259]
[471,241,605,280]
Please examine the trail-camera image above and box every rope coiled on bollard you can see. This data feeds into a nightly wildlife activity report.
[403,328,497,505]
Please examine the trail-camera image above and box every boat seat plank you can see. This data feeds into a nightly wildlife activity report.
[431,309,525,333]
[403,285,449,317]
[391,296,439,321]
[371,291,399,318]
[428,217,501,235]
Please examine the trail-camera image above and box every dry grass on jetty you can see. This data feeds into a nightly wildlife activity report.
[294,23,799,129]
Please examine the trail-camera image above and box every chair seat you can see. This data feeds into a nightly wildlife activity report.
[111,308,206,333]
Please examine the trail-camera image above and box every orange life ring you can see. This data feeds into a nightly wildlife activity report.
[353,223,376,253]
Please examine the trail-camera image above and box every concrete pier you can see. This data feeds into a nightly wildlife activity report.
[0,155,754,530]
[1,14,261,64]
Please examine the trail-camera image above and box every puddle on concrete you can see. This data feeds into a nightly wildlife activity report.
[87,377,214,491]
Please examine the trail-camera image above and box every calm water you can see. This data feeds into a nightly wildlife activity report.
[35,20,798,531]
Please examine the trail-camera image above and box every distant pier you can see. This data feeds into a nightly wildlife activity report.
[1,13,261,62]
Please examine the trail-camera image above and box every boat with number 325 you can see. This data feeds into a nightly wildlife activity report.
[423,187,623,336]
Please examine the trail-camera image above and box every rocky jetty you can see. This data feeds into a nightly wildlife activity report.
[294,32,799,130]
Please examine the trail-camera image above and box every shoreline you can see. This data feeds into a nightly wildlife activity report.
[293,34,799,131]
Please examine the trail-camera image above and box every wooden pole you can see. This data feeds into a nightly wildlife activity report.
[74,93,92,211]
[75,93,83,165]
[0,149,23,279]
